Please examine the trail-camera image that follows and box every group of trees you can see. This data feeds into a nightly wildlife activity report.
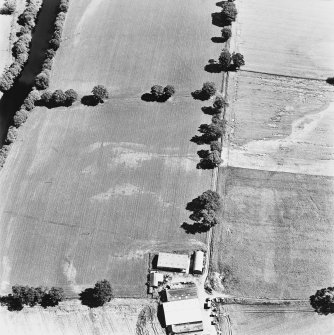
[38,88,78,107]
[142,85,176,102]
[0,0,43,92]
[192,81,217,101]
[35,0,70,90]
[218,49,245,71]
[0,285,65,311]
[185,190,222,231]
[0,0,16,15]
[0,279,113,311]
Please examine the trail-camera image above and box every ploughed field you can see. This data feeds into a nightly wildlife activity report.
[210,167,334,299]
[221,304,334,335]
[0,0,224,297]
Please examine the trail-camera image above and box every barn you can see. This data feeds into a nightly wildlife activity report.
[157,252,189,273]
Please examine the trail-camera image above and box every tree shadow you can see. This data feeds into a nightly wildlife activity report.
[211,37,226,43]
[201,106,219,115]
[211,12,230,27]
[81,95,99,106]
[190,134,214,145]
[197,158,215,170]
[141,93,156,102]
[79,288,100,308]
[326,77,334,85]
[0,295,23,311]
[181,222,210,234]
[204,63,222,73]
[141,93,170,103]
[191,90,210,101]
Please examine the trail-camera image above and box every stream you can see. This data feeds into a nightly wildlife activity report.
[0,0,61,145]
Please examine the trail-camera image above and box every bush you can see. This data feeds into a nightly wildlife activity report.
[213,96,228,110]
[219,49,232,71]
[52,89,67,106]
[0,0,16,15]
[210,141,222,152]
[6,126,18,144]
[326,77,334,85]
[202,82,217,98]
[41,57,53,71]
[65,89,78,105]
[35,71,50,90]
[310,287,334,315]
[92,85,109,102]
[80,280,113,308]
[45,48,56,59]
[163,85,176,98]
[232,52,245,69]
[13,109,29,127]
[49,38,60,51]
[221,27,232,40]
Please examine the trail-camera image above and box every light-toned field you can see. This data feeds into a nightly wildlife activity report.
[221,304,334,335]
[0,299,164,335]
[236,0,334,78]
[210,167,334,299]
[0,0,224,297]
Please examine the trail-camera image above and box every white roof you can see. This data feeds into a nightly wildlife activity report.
[157,252,189,270]
[163,299,202,325]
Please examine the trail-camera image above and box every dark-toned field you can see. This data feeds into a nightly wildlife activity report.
[210,166,334,299]
[0,0,224,297]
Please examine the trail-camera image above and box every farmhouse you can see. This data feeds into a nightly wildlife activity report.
[157,252,189,273]
[163,298,203,334]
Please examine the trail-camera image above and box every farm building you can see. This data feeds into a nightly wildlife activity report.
[193,250,204,274]
[157,252,189,273]
[163,298,203,334]
[150,272,164,287]
[166,286,198,301]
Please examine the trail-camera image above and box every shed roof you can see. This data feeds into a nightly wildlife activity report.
[163,299,202,326]
[157,252,189,270]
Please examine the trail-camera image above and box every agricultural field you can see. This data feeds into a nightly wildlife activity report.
[0,0,225,298]
[236,0,334,79]
[210,167,334,299]
[0,299,164,335]
[220,304,334,335]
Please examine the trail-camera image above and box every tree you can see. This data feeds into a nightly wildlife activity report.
[221,27,232,41]
[40,90,53,104]
[186,190,222,229]
[0,0,16,15]
[35,71,50,90]
[13,109,28,127]
[218,2,238,23]
[65,89,78,105]
[41,287,65,307]
[198,123,224,141]
[202,82,216,97]
[326,77,334,85]
[52,89,67,106]
[93,280,113,306]
[163,85,176,98]
[6,126,18,144]
[92,85,109,103]
[232,52,245,69]
[150,85,164,98]
[219,49,232,71]
[80,280,113,308]
[310,287,334,315]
